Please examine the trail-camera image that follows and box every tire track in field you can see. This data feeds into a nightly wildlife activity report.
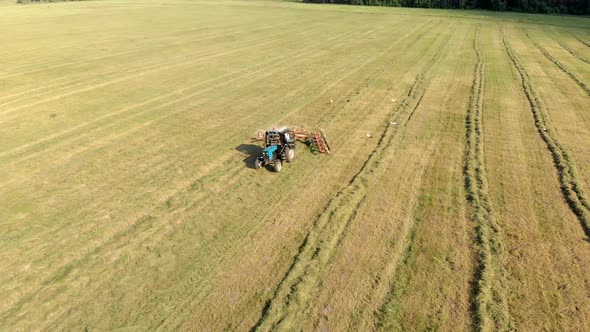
[524,28,590,97]
[251,31,451,332]
[0,20,306,106]
[0,24,324,120]
[463,27,511,332]
[17,22,433,329]
[503,30,590,238]
[0,20,382,134]
[0,23,395,316]
[0,23,353,163]
[0,21,183,59]
[345,124,436,331]
[0,24,206,74]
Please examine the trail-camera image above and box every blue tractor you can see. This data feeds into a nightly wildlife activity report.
[255,127,296,172]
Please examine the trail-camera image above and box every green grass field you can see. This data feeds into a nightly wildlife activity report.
[1,0,590,330]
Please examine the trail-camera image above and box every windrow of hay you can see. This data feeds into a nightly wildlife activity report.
[523,28,590,97]
[551,34,590,65]
[463,26,511,332]
[502,29,590,238]
[572,34,590,48]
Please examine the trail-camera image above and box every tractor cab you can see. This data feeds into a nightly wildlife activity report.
[264,127,295,147]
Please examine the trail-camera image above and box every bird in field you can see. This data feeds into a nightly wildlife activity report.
[391,98,396,102]
[330,98,334,103]
[366,132,372,138]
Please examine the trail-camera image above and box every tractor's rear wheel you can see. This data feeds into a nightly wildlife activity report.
[273,159,282,172]
[285,147,295,162]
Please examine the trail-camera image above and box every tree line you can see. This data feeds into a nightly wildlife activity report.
[303,0,590,14]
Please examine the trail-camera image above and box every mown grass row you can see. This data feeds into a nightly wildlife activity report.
[464,27,511,332]
[524,28,590,97]
[502,30,590,238]
[252,31,452,332]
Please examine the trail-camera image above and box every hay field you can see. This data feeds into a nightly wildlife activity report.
[1,0,589,330]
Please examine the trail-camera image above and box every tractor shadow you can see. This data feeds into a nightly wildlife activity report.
[235,144,273,171]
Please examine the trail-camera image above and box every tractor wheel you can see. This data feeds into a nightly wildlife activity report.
[254,159,263,170]
[273,159,282,172]
[285,147,295,162]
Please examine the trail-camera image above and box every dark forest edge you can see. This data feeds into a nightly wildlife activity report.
[302,0,590,15]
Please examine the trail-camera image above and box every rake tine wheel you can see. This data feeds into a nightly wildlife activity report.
[320,129,332,154]
[312,130,331,154]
